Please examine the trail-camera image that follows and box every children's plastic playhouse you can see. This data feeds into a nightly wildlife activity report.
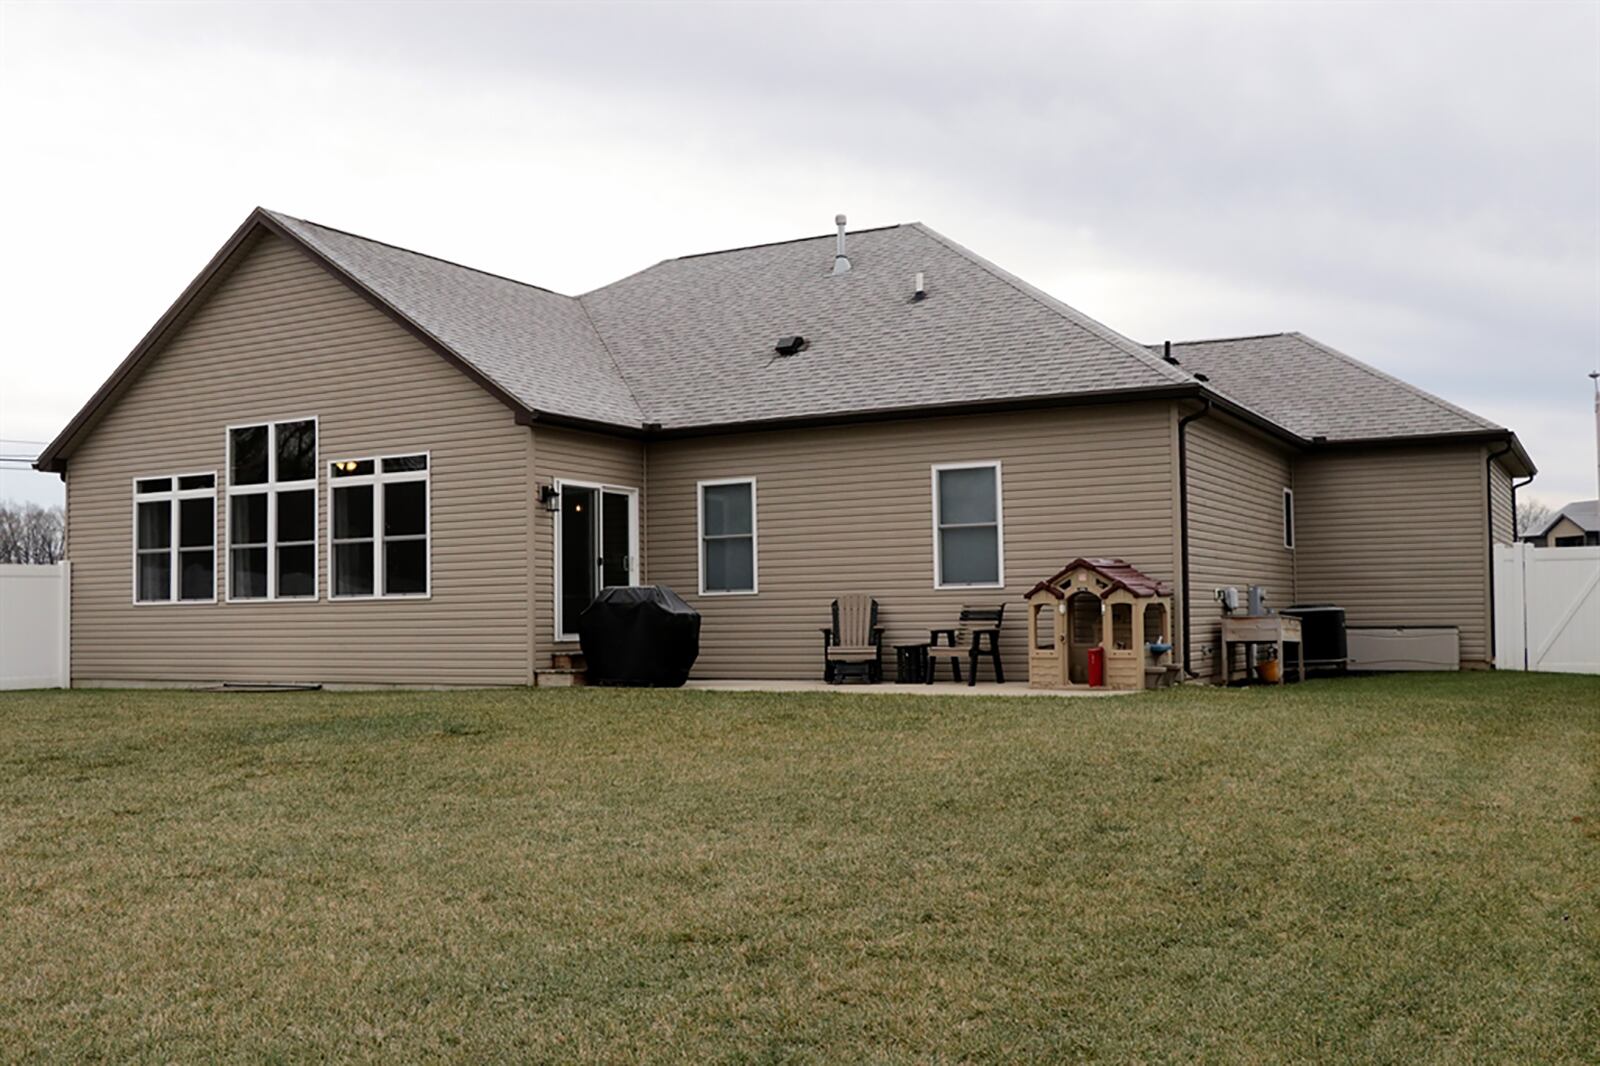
[1024,558,1178,690]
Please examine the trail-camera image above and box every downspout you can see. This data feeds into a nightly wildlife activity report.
[1177,397,1212,677]
[1485,442,1513,665]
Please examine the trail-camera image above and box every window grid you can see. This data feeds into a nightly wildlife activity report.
[328,453,431,600]
[132,472,216,605]
[697,477,757,596]
[932,461,1005,590]
[225,418,318,602]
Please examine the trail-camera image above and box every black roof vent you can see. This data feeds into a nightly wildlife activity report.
[1193,372,1209,382]
[1161,340,1179,365]
[775,335,808,356]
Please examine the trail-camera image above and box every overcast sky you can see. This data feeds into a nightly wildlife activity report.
[2,1,1597,510]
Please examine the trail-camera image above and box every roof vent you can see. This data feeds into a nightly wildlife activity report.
[775,335,808,356]
[1161,340,1179,365]
[831,214,851,276]
[1193,372,1210,382]
[913,272,926,301]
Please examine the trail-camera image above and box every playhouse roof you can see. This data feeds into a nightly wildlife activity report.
[1024,558,1173,601]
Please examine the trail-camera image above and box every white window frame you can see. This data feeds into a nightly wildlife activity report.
[552,477,642,641]
[696,476,758,597]
[225,417,319,602]
[327,451,433,601]
[931,460,1005,590]
[1283,487,1295,550]
[130,472,218,605]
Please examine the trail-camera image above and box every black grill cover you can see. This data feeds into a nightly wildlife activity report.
[577,585,701,687]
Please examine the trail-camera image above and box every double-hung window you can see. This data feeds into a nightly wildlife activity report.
[933,461,1004,588]
[330,454,430,598]
[133,473,216,603]
[698,477,756,594]
[227,419,317,600]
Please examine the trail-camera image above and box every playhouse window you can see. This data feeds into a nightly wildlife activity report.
[932,462,1003,588]
[1144,602,1168,644]
[1111,603,1133,649]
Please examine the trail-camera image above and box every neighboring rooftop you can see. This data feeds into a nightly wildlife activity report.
[1148,332,1504,443]
[1528,499,1600,539]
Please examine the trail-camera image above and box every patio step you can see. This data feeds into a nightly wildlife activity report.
[535,668,586,687]
[551,652,586,671]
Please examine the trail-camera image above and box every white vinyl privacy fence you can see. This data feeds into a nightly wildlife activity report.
[1494,544,1600,675]
[0,563,70,689]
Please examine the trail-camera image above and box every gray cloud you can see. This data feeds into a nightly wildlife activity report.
[3,1,1596,505]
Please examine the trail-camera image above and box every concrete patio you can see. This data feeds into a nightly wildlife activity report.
[681,679,1132,697]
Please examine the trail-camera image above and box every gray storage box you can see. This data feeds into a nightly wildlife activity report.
[1346,626,1459,671]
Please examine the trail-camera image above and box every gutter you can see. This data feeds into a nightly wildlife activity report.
[1176,398,1212,677]
[1485,442,1514,665]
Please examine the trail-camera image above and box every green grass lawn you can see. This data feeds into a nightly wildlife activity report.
[2,674,1596,1063]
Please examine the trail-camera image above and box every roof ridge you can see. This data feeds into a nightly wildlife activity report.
[1286,331,1501,432]
[907,223,1194,388]
[672,223,906,262]
[262,209,576,300]
[1150,332,1293,348]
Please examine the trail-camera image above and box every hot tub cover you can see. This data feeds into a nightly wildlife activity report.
[577,585,702,687]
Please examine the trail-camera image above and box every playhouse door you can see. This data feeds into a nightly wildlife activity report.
[1067,593,1102,684]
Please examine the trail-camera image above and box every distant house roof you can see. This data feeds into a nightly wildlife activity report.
[1529,499,1600,539]
[34,208,1534,475]
[1148,332,1504,444]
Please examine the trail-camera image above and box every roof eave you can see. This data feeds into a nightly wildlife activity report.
[647,383,1207,439]
[1310,428,1535,476]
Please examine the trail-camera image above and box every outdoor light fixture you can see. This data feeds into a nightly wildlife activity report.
[334,460,359,473]
[538,484,560,512]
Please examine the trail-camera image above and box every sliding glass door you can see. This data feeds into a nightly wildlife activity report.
[556,480,638,640]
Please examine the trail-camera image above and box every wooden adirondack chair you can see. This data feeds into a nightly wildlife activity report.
[927,605,1005,686]
[820,594,885,683]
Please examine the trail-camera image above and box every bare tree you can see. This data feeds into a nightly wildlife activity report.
[0,500,65,564]
[1516,499,1554,539]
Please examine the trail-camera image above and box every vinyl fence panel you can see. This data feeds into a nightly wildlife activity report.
[1494,544,1600,674]
[0,562,70,689]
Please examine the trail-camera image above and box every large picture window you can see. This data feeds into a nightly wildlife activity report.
[133,473,216,603]
[933,461,1003,588]
[227,418,317,601]
[698,478,756,594]
[330,453,430,598]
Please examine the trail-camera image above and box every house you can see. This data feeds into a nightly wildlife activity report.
[1522,500,1599,547]
[34,209,1535,686]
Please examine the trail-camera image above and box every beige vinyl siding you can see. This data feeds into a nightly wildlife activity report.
[646,404,1176,679]
[531,426,645,660]
[1293,444,1490,666]
[64,232,533,686]
[1184,415,1297,679]
[1489,459,1513,546]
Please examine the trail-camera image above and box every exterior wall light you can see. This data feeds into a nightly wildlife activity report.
[539,484,560,512]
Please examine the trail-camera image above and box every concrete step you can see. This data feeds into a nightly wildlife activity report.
[535,668,586,688]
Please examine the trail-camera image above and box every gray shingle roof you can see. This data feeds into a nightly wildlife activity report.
[1150,332,1503,442]
[265,211,644,427]
[580,223,1190,430]
[1532,499,1600,537]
